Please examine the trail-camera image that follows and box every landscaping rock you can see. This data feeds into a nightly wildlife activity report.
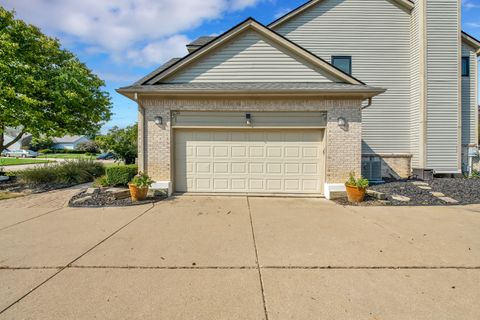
[412,181,429,186]
[417,186,432,190]
[366,189,387,200]
[0,176,10,182]
[72,196,93,205]
[148,189,167,197]
[430,192,445,197]
[106,188,131,200]
[85,187,100,195]
[391,195,411,202]
[438,196,459,204]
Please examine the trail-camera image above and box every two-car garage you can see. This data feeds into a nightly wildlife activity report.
[173,112,326,194]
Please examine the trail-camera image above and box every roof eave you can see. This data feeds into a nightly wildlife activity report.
[462,31,480,55]
[117,87,386,100]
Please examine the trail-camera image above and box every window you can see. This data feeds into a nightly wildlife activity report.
[332,56,352,75]
[462,57,470,77]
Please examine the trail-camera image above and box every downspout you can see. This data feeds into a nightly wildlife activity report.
[361,97,373,110]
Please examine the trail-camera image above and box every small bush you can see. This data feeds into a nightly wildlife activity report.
[38,149,53,154]
[105,165,138,186]
[93,175,109,187]
[16,159,105,185]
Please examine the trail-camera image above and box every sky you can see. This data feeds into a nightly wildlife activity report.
[1,0,479,132]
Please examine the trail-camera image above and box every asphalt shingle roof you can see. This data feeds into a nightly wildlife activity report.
[187,36,216,47]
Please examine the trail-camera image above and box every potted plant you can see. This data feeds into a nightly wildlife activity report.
[345,172,369,203]
[128,172,154,202]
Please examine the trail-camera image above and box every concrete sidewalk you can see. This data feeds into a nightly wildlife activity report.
[0,193,479,319]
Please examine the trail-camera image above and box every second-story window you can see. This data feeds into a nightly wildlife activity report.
[332,56,352,75]
[462,57,470,77]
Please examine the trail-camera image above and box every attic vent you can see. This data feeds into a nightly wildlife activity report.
[362,156,382,182]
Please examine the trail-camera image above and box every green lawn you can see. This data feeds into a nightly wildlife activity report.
[38,153,98,159]
[0,158,51,166]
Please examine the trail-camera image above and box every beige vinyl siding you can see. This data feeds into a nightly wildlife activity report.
[461,43,478,146]
[425,0,460,171]
[410,2,422,168]
[273,0,411,155]
[164,29,336,83]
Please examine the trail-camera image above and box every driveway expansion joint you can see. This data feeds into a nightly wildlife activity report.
[247,196,269,320]
[0,203,155,315]
[0,207,64,232]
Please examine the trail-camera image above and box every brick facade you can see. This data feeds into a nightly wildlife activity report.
[138,96,363,191]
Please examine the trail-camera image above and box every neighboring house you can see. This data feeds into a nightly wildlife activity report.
[52,136,90,150]
[118,0,480,198]
[3,134,22,151]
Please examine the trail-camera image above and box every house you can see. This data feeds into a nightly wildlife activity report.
[118,0,480,198]
[52,136,90,150]
[2,128,32,151]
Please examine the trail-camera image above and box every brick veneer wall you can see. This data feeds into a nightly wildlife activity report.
[138,96,363,187]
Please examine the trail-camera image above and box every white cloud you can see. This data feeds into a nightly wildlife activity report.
[273,7,292,19]
[463,0,480,9]
[466,22,480,28]
[1,0,263,67]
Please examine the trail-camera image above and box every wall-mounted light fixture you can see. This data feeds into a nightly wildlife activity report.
[154,116,163,126]
[246,113,252,126]
[337,117,347,129]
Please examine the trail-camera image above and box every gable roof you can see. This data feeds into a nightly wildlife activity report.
[462,31,480,55]
[138,18,364,86]
[186,36,216,52]
[268,0,414,29]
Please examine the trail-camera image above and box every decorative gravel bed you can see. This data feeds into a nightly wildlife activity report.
[69,188,167,207]
[335,177,480,206]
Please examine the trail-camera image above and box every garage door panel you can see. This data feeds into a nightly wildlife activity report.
[175,129,324,194]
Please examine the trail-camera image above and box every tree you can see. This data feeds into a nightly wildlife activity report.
[96,124,138,164]
[77,140,100,153]
[0,8,111,151]
[30,136,53,151]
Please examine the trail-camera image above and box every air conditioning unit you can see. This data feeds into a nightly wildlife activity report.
[362,156,382,182]
[412,168,434,181]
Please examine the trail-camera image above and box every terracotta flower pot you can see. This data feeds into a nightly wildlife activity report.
[128,184,149,202]
[345,184,366,203]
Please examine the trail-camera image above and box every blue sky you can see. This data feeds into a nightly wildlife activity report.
[1,0,479,132]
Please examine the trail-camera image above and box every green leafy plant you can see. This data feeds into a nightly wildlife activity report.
[38,149,53,154]
[93,175,109,187]
[130,172,154,188]
[105,165,138,186]
[95,124,137,164]
[345,172,369,189]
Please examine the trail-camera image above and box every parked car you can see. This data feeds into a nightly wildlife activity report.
[1,149,11,157]
[96,152,115,160]
[2,149,39,158]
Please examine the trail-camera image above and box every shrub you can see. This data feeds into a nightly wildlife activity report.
[105,165,138,186]
[93,175,109,187]
[38,148,53,154]
[15,159,105,185]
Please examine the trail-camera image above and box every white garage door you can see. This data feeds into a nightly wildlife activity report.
[175,129,325,194]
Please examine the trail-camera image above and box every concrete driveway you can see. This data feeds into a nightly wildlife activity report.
[0,191,479,319]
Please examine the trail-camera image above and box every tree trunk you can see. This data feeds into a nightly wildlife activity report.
[0,128,26,151]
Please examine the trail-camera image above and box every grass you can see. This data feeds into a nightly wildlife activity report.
[0,158,51,166]
[38,153,98,159]
[0,191,24,201]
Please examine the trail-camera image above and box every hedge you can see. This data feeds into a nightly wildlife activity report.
[105,165,138,186]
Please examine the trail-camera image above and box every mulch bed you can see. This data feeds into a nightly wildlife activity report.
[69,189,167,207]
[335,177,480,207]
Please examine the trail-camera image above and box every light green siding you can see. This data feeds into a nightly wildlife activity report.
[273,0,411,156]
[164,29,337,83]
